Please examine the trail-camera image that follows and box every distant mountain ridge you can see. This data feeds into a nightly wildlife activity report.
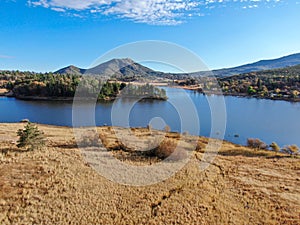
[55,53,300,77]
[208,53,300,77]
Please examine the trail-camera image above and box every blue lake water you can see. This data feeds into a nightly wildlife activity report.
[1,87,300,147]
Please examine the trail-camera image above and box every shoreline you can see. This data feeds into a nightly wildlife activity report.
[172,85,300,103]
[5,95,167,102]
[0,122,254,151]
[1,122,298,153]
[2,85,299,103]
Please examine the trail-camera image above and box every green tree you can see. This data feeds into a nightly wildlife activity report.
[247,86,257,95]
[17,122,46,151]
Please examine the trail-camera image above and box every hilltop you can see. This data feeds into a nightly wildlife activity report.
[55,58,163,79]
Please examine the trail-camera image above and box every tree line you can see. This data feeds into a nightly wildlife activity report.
[0,71,167,100]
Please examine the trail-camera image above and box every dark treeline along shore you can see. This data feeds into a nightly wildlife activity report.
[0,71,167,101]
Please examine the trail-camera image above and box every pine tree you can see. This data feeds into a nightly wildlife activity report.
[17,122,46,151]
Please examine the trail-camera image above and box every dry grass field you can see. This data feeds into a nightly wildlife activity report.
[0,123,299,224]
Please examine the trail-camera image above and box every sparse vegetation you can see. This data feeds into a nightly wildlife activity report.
[196,139,208,152]
[155,138,177,159]
[164,125,171,132]
[78,130,101,147]
[269,142,281,152]
[247,138,267,150]
[0,123,299,224]
[282,145,299,155]
[16,122,45,151]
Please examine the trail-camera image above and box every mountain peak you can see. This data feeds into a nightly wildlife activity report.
[55,65,84,75]
[108,58,135,63]
[85,58,153,76]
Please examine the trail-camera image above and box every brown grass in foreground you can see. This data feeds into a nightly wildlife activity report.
[0,123,299,224]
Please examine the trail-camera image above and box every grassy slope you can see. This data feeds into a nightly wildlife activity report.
[0,123,299,224]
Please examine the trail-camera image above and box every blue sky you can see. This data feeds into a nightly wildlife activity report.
[0,0,300,72]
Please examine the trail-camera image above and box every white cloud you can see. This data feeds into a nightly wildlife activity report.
[28,0,284,25]
[51,7,66,12]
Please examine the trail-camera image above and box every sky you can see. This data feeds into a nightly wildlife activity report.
[0,0,300,72]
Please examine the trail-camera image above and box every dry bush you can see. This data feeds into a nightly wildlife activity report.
[182,131,189,136]
[247,138,267,150]
[282,145,299,155]
[196,140,207,152]
[98,132,109,146]
[269,142,280,152]
[79,130,100,147]
[164,125,171,132]
[155,138,177,159]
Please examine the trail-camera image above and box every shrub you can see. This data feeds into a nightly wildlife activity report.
[182,131,189,136]
[17,122,45,151]
[155,139,177,159]
[247,138,267,149]
[79,130,100,147]
[269,142,280,152]
[196,140,207,152]
[154,139,186,160]
[282,145,299,155]
[164,125,171,132]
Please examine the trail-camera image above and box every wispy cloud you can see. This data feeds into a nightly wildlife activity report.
[0,55,14,59]
[28,0,283,25]
[51,7,66,12]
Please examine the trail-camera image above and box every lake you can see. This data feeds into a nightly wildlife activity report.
[1,87,300,148]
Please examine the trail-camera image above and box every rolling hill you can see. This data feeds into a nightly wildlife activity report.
[55,53,300,78]
[55,65,85,75]
[209,53,300,77]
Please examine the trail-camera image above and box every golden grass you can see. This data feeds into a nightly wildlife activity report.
[0,123,299,224]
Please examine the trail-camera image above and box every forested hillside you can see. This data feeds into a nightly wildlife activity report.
[0,71,167,101]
